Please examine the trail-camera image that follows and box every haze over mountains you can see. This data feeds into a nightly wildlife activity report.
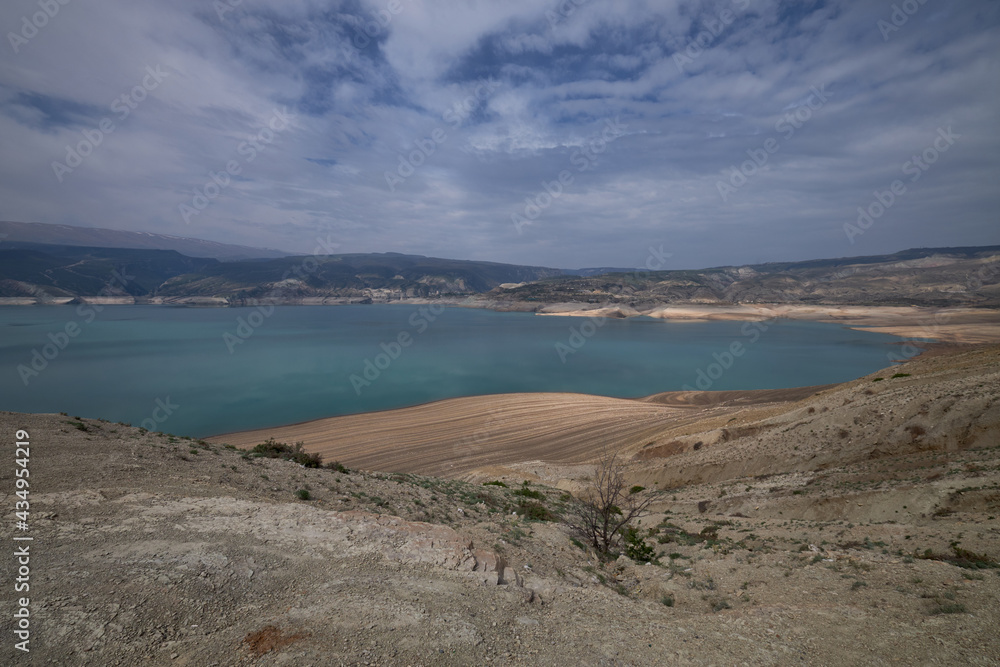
[0,220,289,261]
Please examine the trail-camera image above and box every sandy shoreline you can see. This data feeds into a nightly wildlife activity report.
[534,303,1000,344]
[5,297,998,343]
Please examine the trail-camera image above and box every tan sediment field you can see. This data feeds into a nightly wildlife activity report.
[207,386,826,478]
[540,304,1000,344]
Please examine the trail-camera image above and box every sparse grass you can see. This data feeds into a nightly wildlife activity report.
[505,525,528,544]
[928,602,967,615]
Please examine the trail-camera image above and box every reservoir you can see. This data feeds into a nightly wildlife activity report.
[0,305,908,437]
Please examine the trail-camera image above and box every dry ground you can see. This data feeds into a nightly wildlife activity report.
[2,346,1000,665]
[535,305,1000,345]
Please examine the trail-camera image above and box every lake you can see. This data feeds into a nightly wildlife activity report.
[0,304,907,437]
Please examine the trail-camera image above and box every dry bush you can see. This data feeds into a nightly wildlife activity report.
[575,449,655,554]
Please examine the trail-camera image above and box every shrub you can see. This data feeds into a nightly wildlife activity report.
[629,485,646,494]
[295,489,311,501]
[661,594,675,607]
[483,480,508,487]
[251,438,323,468]
[709,597,731,612]
[622,525,656,563]
[325,461,349,474]
[517,501,554,521]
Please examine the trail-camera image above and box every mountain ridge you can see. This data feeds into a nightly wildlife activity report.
[1,232,998,308]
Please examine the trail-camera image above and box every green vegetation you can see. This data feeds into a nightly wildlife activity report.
[622,525,656,563]
[512,484,544,500]
[517,501,554,521]
[295,489,311,500]
[251,438,323,468]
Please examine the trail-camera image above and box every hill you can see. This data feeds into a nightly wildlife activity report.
[2,240,998,309]
[487,246,1000,309]
[0,246,219,298]
[156,252,565,302]
[3,346,997,664]
[0,245,565,302]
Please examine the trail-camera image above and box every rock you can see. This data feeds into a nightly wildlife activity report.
[501,567,523,588]
[472,549,501,573]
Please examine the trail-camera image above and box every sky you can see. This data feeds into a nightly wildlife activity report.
[1,0,998,270]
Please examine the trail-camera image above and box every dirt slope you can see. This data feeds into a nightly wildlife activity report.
[2,346,1000,665]
[209,393,705,478]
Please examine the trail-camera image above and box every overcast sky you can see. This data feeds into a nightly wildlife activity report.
[1,0,998,269]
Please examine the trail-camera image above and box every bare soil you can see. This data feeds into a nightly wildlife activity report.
[2,345,999,665]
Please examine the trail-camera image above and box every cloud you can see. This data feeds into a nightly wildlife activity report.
[0,0,997,268]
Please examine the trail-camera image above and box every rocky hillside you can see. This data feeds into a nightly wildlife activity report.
[3,242,999,308]
[1,346,998,665]
[489,246,1000,308]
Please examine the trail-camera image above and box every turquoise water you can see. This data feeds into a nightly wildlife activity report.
[0,305,905,437]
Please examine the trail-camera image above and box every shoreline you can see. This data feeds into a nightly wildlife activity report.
[205,343,999,479]
[5,297,998,344]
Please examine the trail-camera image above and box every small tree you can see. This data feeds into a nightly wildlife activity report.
[576,449,654,555]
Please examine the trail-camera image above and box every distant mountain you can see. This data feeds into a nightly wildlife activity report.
[0,246,219,298]
[0,246,564,301]
[488,246,1000,309]
[2,242,998,307]
[0,221,289,261]
[157,253,565,301]
[562,267,637,277]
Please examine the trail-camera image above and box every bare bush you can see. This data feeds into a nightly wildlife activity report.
[575,449,655,554]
